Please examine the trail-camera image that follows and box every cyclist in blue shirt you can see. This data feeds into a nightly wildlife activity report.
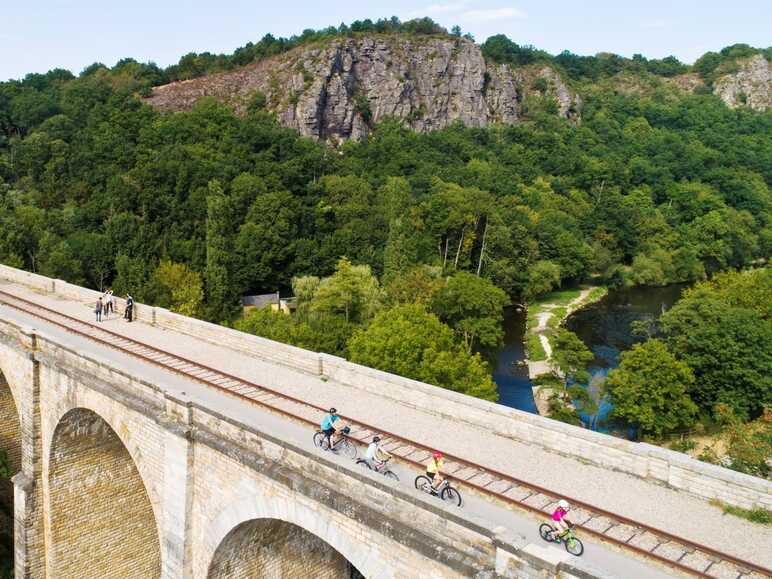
[320,407,340,448]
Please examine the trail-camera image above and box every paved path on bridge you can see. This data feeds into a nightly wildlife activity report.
[2,279,770,574]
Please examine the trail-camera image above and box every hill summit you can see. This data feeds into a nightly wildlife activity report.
[145,35,582,142]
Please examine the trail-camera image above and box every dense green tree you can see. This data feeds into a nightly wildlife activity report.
[550,329,593,387]
[432,271,509,351]
[310,257,383,324]
[145,260,204,317]
[524,260,561,300]
[660,274,772,418]
[235,307,354,356]
[712,404,772,478]
[204,180,239,322]
[348,304,498,400]
[606,339,698,438]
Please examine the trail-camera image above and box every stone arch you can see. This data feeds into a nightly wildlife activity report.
[207,518,363,579]
[0,368,22,571]
[47,407,161,578]
[204,495,380,579]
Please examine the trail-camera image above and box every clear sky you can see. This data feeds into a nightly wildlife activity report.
[3,0,770,81]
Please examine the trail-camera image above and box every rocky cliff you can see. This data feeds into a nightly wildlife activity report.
[713,54,771,111]
[146,36,582,141]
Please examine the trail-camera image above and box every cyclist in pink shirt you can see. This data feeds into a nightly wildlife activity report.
[551,499,573,537]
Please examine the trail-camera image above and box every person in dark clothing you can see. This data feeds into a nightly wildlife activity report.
[124,294,134,322]
[95,298,103,322]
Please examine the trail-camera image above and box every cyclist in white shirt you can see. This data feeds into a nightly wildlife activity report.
[365,436,390,471]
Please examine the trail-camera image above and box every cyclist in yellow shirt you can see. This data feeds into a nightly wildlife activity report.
[426,451,445,494]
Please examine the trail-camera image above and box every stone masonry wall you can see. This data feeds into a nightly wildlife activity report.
[47,408,161,578]
[207,518,352,579]
[1,262,769,512]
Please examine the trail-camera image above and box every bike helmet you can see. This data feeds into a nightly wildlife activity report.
[558,499,570,510]
[433,451,443,459]
[373,436,381,442]
[329,407,337,414]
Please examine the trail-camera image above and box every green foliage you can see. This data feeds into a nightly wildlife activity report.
[668,438,697,453]
[145,260,204,317]
[526,332,547,361]
[693,44,771,84]
[660,270,772,418]
[310,257,383,324]
[713,404,772,478]
[524,260,561,300]
[481,35,690,81]
[606,339,698,437]
[348,304,498,401]
[712,501,772,525]
[385,265,443,306]
[547,394,583,426]
[205,180,240,322]
[235,307,354,356]
[432,271,509,351]
[550,329,593,386]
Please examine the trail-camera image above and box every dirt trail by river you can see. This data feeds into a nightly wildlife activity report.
[525,287,605,415]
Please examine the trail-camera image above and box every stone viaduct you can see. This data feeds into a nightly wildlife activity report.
[0,264,770,578]
[0,271,610,579]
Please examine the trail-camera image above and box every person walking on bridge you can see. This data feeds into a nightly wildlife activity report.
[104,288,114,317]
[124,293,134,322]
[95,297,103,322]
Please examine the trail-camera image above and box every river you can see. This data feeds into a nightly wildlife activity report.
[491,285,686,419]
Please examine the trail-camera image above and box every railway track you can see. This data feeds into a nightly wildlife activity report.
[0,287,768,579]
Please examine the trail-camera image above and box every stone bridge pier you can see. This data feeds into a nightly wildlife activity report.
[0,317,581,579]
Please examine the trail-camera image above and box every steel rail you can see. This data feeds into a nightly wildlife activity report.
[0,288,767,578]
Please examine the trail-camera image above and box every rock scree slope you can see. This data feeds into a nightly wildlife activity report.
[145,36,583,141]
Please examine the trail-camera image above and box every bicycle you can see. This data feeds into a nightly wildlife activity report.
[539,522,584,556]
[313,428,356,459]
[414,475,462,507]
[356,457,399,481]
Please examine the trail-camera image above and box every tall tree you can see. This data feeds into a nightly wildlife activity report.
[432,271,509,351]
[348,304,498,401]
[606,339,698,438]
[205,180,239,321]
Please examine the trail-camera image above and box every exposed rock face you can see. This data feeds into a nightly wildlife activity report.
[146,36,582,141]
[713,54,771,111]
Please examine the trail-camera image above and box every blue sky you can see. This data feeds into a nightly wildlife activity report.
[3,0,770,81]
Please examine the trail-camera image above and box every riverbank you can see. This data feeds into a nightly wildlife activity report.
[523,286,607,415]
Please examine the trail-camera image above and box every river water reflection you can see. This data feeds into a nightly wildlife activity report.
[491,306,537,413]
[491,285,687,418]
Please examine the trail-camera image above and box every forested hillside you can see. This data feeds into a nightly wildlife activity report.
[0,18,770,412]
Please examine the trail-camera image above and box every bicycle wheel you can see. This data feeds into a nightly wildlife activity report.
[565,536,584,557]
[414,475,432,493]
[539,523,554,542]
[313,432,325,449]
[356,459,370,470]
[340,440,357,459]
[384,470,399,482]
[441,486,462,507]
